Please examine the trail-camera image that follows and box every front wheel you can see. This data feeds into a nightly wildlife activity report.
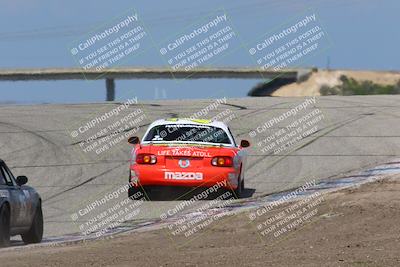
[0,204,10,247]
[21,204,43,244]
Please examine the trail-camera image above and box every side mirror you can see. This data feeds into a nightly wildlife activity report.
[240,140,250,148]
[16,176,28,186]
[128,136,140,144]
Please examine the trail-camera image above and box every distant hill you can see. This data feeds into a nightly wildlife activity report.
[270,70,400,96]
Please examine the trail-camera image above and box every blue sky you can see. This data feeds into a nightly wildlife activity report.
[0,0,399,103]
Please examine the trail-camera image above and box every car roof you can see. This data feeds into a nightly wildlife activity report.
[148,118,229,131]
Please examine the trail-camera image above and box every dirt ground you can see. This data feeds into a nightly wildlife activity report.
[272,70,400,96]
[1,177,399,267]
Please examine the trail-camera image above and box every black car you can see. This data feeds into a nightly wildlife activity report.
[0,159,43,247]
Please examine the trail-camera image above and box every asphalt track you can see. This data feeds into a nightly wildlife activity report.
[0,95,399,239]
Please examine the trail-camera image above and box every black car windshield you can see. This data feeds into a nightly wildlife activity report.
[144,124,232,144]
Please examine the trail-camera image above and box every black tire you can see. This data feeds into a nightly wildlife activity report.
[128,172,144,200]
[233,182,242,199]
[21,204,43,244]
[232,169,245,199]
[128,186,140,199]
[232,175,244,199]
[128,186,147,200]
[0,204,10,247]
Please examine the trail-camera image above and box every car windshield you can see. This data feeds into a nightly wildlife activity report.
[144,124,232,144]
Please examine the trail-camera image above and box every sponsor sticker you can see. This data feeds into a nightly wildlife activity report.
[164,172,203,180]
[157,149,212,157]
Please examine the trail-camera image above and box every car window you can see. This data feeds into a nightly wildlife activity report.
[0,166,14,186]
[144,124,232,144]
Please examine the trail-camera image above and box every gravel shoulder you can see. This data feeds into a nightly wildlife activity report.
[1,176,399,267]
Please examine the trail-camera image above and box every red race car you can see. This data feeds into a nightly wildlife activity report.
[128,118,250,199]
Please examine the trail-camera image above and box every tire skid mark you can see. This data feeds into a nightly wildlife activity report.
[221,103,248,110]
[0,121,60,148]
[43,162,125,203]
[9,160,128,169]
[245,114,364,173]
[69,123,151,146]
[232,101,293,119]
